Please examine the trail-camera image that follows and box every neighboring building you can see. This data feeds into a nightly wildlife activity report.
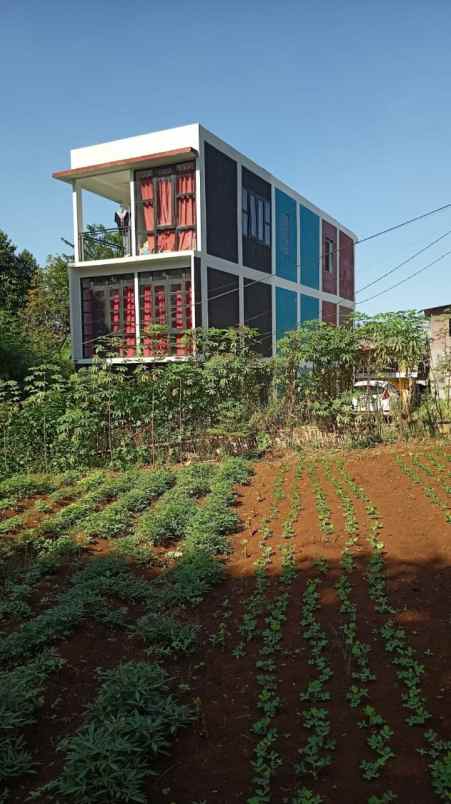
[53,124,357,364]
[424,304,451,400]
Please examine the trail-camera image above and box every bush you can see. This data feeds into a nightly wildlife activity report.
[135,489,197,546]
[39,662,192,803]
[131,612,199,655]
[133,463,217,547]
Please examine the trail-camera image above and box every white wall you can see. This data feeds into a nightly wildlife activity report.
[70,124,201,169]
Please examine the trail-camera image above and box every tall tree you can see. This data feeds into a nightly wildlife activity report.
[0,230,38,313]
[22,254,70,355]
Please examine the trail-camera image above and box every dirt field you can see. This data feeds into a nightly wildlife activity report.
[1,443,450,804]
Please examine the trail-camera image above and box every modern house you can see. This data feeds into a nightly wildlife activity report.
[53,124,357,364]
[424,304,451,400]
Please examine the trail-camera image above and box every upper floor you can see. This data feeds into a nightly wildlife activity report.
[53,123,357,303]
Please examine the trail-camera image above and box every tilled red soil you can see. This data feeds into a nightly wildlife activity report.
[3,443,451,804]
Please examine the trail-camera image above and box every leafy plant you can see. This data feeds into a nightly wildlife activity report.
[37,662,193,803]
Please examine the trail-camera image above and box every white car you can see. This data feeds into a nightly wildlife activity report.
[352,380,400,416]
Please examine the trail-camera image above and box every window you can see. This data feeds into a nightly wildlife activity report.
[135,161,196,255]
[325,238,334,272]
[139,268,192,357]
[242,188,271,246]
[242,188,248,237]
[81,274,136,359]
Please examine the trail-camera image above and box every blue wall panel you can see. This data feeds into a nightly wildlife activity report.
[276,287,297,341]
[276,190,297,282]
[300,205,320,289]
[300,293,319,323]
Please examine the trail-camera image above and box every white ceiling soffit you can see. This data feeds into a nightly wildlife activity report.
[79,171,130,205]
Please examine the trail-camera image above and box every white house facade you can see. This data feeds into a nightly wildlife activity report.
[53,123,357,364]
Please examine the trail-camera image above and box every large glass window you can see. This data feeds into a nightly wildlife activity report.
[139,268,192,357]
[135,162,196,256]
[81,274,136,358]
[242,187,270,246]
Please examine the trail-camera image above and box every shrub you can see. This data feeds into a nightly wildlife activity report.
[149,550,225,609]
[133,463,215,547]
[131,612,199,656]
[38,662,192,803]
[0,650,64,783]
[135,489,197,546]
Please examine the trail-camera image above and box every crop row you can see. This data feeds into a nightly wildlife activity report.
[36,662,192,804]
[0,471,106,537]
[306,462,334,539]
[0,468,175,626]
[394,455,450,524]
[327,466,398,798]
[331,458,451,801]
[246,459,306,803]
[0,470,82,510]
[0,458,253,797]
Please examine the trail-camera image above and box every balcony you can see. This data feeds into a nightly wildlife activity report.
[79,226,130,262]
[68,160,196,264]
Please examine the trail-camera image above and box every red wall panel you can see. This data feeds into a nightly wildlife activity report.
[339,231,354,301]
[322,300,337,326]
[322,221,337,295]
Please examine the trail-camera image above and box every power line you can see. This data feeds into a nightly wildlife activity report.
[356,228,451,294]
[355,202,451,245]
[67,199,451,291]
[357,248,451,305]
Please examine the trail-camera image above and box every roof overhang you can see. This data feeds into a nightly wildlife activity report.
[423,303,451,317]
[52,146,198,184]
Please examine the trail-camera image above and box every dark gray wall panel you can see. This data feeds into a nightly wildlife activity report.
[207,267,239,329]
[244,278,272,356]
[205,142,238,263]
[242,167,272,273]
[242,167,271,200]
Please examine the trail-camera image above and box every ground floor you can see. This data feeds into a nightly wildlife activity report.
[69,252,354,363]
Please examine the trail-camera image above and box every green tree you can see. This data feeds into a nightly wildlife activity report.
[0,230,38,313]
[274,320,361,427]
[21,254,70,360]
[355,310,428,414]
[0,310,36,380]
[82,224,123,261]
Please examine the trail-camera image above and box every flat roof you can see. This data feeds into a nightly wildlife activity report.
[53,146,197,182]
[52,122,357,239]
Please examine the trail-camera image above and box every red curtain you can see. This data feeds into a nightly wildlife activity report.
[83,288,94,358]
[186,281,192,330]
[177,173,196,250]
[142,285,153,357]
[175,287,185,356]
[157,178,176,252]
[124,286,136,357]
[174,280,193,356]
[111,288,121,339]
[140,178,155,252]
[155,286,168,353]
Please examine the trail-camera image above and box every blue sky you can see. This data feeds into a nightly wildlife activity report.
[1,0,450,315]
